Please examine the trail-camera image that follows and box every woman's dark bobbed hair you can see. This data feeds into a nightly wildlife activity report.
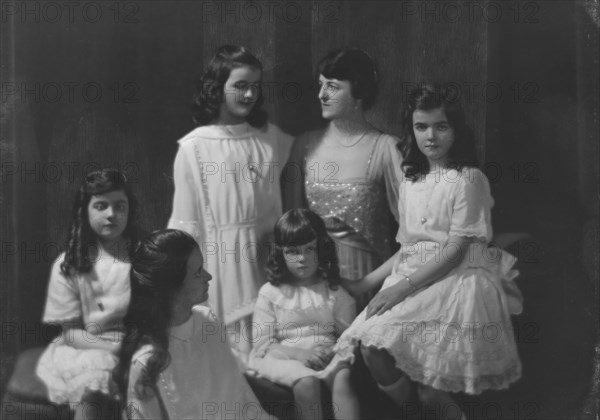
[317,48,379,110]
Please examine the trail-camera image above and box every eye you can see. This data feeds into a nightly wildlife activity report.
[306,246,316,253]
[284,248,299,256]
[234,82,247,90]
[437,124,450,131]
[414,124,427,132]
[93,202,107,210]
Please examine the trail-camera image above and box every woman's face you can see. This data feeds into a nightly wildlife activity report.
[172,248,212,314]
[218,65,262,125]
[87,189,129,243]
[413,107,455,167]
[318,75,360,120]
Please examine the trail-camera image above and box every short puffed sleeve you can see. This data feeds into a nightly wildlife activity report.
[449,168,494,241]
[42,254,82,324]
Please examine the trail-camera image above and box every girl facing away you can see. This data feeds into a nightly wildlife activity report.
[248,209,359,420]
[36,169,141,420]
[116,229,275,420]
[168,45,293,363]
[333,85,523,419]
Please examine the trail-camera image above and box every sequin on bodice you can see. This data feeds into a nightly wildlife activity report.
[306,179,392,258]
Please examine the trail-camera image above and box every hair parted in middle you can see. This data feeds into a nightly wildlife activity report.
[191,45,267,127]
[317,48,379,110]
[398,83,479,182]
[266,209,340,289]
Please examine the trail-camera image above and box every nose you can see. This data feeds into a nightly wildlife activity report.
[426,127,435,141]
[105,206,115,218]
[203,270,213,281]
[318,85,328,102]
[243,85,257,100]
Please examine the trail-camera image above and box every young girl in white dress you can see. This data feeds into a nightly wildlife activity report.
[116,229,274,420]
[168,45,293,362]
[248,209,359,420]
[36,169,140,419]
[334,85,523,419]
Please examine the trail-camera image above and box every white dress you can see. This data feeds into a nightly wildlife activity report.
[334,168,523,395]
[127,306,274,420]
[248,281,356,387]
[168,122,293,326]
[36,252,131,404]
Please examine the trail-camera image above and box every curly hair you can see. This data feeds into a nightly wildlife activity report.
[317,48,379,110]
[266,209,340,289]
[191,45,267,127]
[114,229,198,403]
[399,84,479,182]
[61,168,140,276]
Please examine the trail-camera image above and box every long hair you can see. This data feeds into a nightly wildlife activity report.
[266,209,340,288]
[399,84,478,181]
[317,48,379,110]
[61,168,140,276]
[191,45,267,127]
[115,229,198,403]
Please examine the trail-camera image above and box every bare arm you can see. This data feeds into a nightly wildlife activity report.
[366,236,471,319]
[61,325,120,354]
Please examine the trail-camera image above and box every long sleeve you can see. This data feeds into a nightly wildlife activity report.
[126,351,163,420]
[167,144,204,242]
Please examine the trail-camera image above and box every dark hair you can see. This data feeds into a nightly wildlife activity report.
[399,84,478,181]
[317,48,379,110]
[191,45,267,127]
[115,229,199,402]
[266,209,340,288]
[61,168,140,276]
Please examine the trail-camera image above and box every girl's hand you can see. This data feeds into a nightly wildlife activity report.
[365,283,409,319]
[306,346,335,371]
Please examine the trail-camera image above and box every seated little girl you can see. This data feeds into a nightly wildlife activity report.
[114,229,274,419]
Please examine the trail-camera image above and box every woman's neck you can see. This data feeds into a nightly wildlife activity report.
[327,116,370,137]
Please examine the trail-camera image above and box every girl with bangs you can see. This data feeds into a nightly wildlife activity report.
[248,209,359,420]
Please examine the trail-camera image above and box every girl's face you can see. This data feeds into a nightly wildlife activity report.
[173,248,212,314]
[87,189,129,243]
[283,239,319,284]
[218,65,262,125]
[413,107,455,167]
[318,75,360,120]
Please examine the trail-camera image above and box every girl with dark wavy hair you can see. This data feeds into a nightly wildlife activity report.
[248,209,359,420]
[332,84,523,419]
[168,45,293,363]
[116,229,272,419]
[35,169,140,419]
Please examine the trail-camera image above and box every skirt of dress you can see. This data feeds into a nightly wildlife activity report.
[333,244,523,395]
[36,340,119,404]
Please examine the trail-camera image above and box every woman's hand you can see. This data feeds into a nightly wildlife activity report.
[365,283,409,319]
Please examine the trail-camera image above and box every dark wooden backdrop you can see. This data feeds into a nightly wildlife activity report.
[1,1,598,416]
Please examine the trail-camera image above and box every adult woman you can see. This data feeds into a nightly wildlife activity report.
[115,229,273,420]
[284,48,403,302]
